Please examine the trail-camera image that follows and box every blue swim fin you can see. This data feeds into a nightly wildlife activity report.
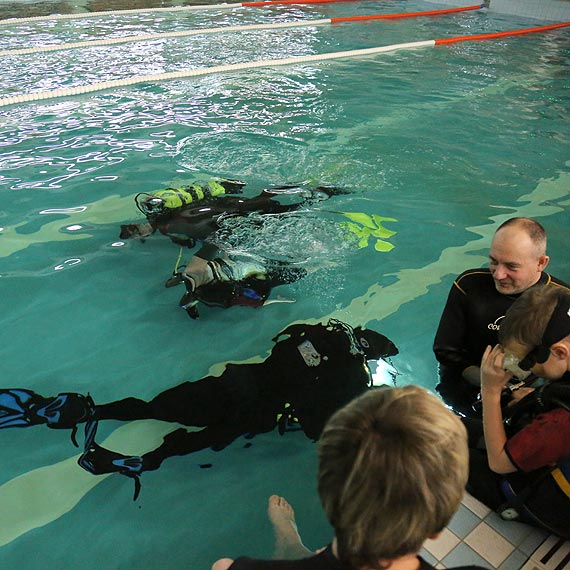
[0,389,39,428]
[0,389,95,446]
[78,421,143,500]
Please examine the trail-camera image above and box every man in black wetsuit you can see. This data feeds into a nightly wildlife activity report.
[212,386,486,570]
[0,320,397,499]
[433,217,569,415]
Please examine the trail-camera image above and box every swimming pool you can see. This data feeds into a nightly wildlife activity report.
[1,1,569,567]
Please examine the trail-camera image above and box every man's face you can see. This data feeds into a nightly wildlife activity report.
[489,227,548,295]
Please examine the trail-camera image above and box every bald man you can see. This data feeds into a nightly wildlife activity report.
[433,217,569,414]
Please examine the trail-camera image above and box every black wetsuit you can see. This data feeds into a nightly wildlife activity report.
[125,185,346,247]
[433,269,568,414]
[229,546,486,570]
[93,321,397,472]
[154,192,304,245]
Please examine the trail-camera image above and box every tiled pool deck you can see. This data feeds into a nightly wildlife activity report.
[420,493,570,570]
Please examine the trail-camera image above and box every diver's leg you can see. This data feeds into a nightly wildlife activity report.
[96,378,226,426]
[79,423,241,477]
[141,424,238,471]
[95,397,155,421]
[268,495,314,560]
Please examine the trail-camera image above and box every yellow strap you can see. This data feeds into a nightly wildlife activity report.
[173,247,184,274]
[551,467,570,499]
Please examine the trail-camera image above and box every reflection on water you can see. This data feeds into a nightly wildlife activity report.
[0,0,229,20]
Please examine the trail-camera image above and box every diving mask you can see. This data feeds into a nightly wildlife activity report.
[505,291,570,373]
[136,195,167,218]
[502,353,532,381]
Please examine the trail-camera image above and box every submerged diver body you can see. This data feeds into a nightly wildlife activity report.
[120,178,347,248]
[170,241,308,319]
[0,320,398,499]
[120,178,347,317]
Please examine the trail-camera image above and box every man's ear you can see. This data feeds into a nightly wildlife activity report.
[550,339,570,362]
[538,255,550,272]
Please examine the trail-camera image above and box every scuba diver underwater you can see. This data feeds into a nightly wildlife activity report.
[119,177,348,247]
[119,177,350,318]
[170,242,307,319]
[0,320,398,500]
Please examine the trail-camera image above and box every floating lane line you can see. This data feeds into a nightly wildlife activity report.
[0,20,330,56]
[331,4,483,22]
[0,0,380,25]
[1,22,569,108]
[433,20,570,44]
[0,40,436,108]
[0,5,484,57]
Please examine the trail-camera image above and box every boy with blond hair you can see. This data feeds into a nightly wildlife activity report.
[213,386,483,570]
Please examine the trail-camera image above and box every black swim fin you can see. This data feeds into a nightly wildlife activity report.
[0,389,95,446]
[78,421,143,500]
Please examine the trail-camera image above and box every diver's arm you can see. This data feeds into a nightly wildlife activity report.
[119,222,156,239]
[480,345,517,474]
[434,283,474,380]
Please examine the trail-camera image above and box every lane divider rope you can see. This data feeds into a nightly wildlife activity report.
[0,0,378,25]
[0,41,436,107]
[0,5,484,57]
[1,22,568,108]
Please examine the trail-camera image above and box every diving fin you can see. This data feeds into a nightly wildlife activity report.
[0,389,95,446]
[78,421,143,500]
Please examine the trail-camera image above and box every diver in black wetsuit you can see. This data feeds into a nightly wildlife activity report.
[119,178,347,248]
[119,178,347,317]
[0,320,398,499]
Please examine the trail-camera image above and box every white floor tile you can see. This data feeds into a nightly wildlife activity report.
[462,492,492,519]
[465,522,516,567]
[424,528,461,561]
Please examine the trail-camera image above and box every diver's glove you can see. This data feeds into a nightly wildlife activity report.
[179,276,200,319]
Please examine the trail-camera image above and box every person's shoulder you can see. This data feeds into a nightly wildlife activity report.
[543,273,570,289]
[453,268,492,293]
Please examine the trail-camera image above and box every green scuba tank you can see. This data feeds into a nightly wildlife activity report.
[135,178,245,219]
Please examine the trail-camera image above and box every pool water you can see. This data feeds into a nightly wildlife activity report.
[0,1,569,568]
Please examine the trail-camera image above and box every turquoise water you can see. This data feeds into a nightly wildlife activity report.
[1,1,569,567]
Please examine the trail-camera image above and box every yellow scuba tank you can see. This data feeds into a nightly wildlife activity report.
[135,179,244,219]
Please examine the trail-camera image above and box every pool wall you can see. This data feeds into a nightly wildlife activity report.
[427,0,570,21]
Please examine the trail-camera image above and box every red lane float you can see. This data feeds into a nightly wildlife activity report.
[243,0,366,6]
[332,4,482,23]
[435,21,570,44]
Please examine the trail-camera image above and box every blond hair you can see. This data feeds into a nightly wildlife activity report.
[317,386,468,569]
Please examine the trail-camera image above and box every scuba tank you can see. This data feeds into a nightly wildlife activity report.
[135,178,246,220]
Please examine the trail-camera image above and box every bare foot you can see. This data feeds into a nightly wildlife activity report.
[268,495,312,560]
